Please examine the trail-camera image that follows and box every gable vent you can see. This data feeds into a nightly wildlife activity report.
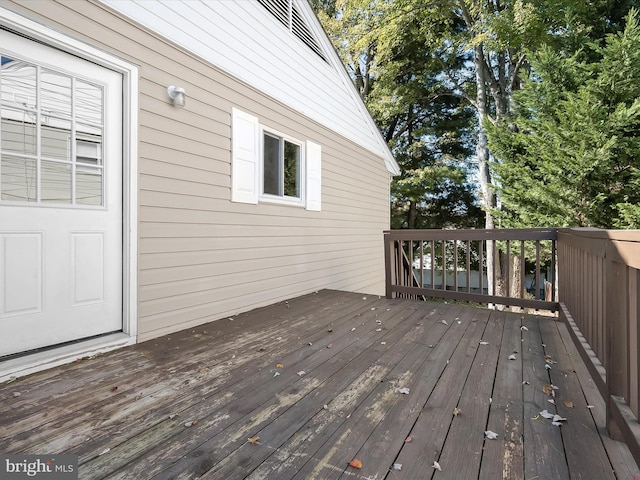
[257,0,327,62]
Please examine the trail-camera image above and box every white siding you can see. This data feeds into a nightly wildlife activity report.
[100,0,399,175]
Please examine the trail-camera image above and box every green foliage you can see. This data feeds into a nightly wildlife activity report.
[488,9,640,228]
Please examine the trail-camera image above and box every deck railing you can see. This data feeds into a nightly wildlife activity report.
[384,227,640,464]
[557,228,640,460]
[384,228,558,310]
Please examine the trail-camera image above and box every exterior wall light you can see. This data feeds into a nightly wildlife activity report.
[167,85,186,107]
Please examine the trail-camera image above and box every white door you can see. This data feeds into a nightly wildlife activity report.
[0,30,122,357]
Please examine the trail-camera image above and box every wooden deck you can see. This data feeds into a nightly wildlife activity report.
[1,289,638,480]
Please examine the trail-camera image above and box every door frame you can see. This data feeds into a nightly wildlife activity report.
[0,6,138,380]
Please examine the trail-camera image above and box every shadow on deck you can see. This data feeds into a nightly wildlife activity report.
[1,290,638,479]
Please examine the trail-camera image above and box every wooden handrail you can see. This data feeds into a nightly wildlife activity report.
[557,228,640,463]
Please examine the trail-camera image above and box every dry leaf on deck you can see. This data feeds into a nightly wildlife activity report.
[247,436,260,444]
[521,326,529,331]
[539,409,554,419]
[542,384,553,395]
[297,371,306,376]
[276,363,284,369]
[440,320,448,325]
[479,341,489,345]
[484,430,498,439]
[563,399,574,408]
[405,436,413,443]
[508,354,517,360]
[351,327,356,332]
[432,461,442,471]
[397,387,410,394]
[110,386,118,392]
[348,458,363,469]
[393,463,402,471]
[453,407,461,417]
[326,343,333,349]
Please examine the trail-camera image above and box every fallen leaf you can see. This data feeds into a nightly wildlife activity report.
[297,371,306,376]
[98,448,110,456]
[276,363,284,369]
[548,399,556,405]
[323,404,328,410]
[397,387,410,394]
[351,327,356,332]
[540,409,554,419]
[480,341,489,345]
[521,325,529,331]
[545,363,552,370]
[405,436,412,443]
[542,384,554,395]
[432,461,442,471]
[586,405,595,409]
[453,407,461,417]
[326,343,333,349]
[348,458,363,469]
[381,341,386,345]
[375,328,382,332]
[552,421,564,426]
[273,372,280,378]
[563,399,574,408]
[371,307,376,311]
[308,342,313,346]
[485,430,498,439]
[440,320,448,325]
[110,386,118,392]
[552,414,566,422]
[457,320,462,324]
[247,436,260,444]
[184,420,197,427]
[522,381,530,385]
[508,354,517,360]
[393,463,402,471]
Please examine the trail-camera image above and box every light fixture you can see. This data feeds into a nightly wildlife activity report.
[167,85,186,107]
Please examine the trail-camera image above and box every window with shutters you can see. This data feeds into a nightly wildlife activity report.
[231,107,321,211]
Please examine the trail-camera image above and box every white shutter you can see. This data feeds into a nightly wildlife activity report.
[305,140,321,211]
[231,108,259,204]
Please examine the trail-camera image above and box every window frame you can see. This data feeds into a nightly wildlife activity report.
[258,125,305,207]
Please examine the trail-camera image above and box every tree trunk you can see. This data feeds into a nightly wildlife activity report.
[474,44,497,305]
[408,200,417,229]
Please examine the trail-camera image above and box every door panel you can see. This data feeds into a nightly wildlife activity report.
[0,30,122,357]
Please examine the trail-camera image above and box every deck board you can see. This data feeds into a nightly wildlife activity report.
[0,290,638,480]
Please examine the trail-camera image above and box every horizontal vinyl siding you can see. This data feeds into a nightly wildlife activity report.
[6,0,391,342]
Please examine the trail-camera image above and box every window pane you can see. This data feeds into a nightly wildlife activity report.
[41,118,71,161]
[1,155,36,202]
[41,69,71,118]
[284,140,300,198]
[1,107,36,155]
[263,133,281,195]
[41,160,71,203]
[1,58,36,110]
[76,167,102,205]
[76,81,103,126]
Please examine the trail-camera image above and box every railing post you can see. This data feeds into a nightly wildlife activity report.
[384,231,392,299]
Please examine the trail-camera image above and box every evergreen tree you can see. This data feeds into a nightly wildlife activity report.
[489,9,640,229]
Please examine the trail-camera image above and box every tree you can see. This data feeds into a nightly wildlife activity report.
[312,0,482,230]
[488,9,640,229]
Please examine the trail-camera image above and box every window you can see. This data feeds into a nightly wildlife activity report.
[262,130,301,201]
[231,107,321,211]
[0,55,105,206]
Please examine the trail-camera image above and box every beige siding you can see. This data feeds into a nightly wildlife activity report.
[6,0,392,342]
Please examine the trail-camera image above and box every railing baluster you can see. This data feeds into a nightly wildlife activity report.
[535,241,540,301]
[506,240,511,299]
[466,240,471,294]
[520,240,526,300]
[479,240,484,296]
